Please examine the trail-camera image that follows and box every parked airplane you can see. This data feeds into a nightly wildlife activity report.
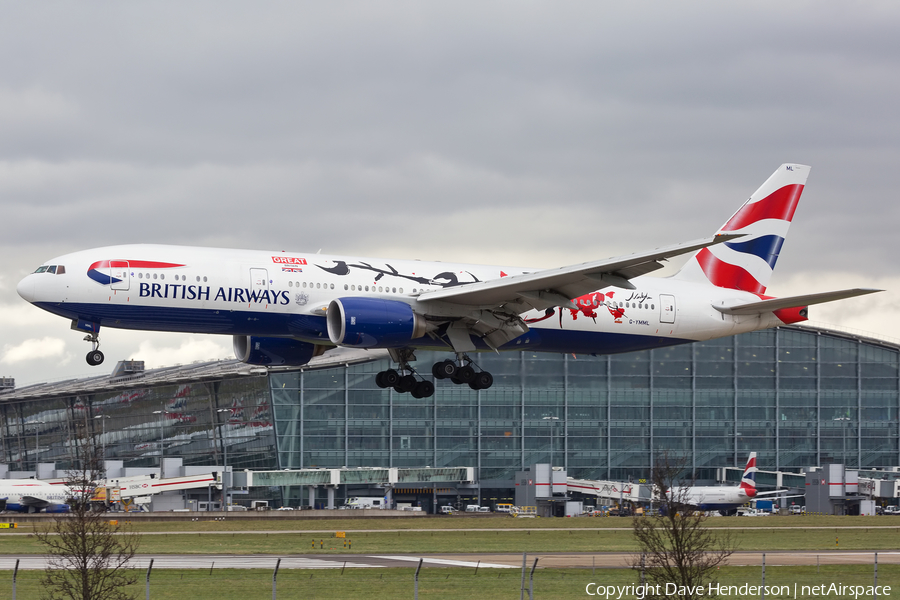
[0,480,73,513]
[670,452,791,516]
[17,164,878,398]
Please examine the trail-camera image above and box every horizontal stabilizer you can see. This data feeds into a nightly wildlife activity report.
[714,288,881,315]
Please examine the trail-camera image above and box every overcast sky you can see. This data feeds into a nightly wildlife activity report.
[2,2,897,386]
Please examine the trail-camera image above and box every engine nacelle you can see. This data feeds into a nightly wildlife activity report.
[233,336,323,367]
[44,503,71,514]
[327,297,427,348]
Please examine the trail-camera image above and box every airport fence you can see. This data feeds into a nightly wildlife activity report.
[5,553,897,599]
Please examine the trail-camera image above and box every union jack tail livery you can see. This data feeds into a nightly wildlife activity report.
[739,451,758,498]
[675,164,809,294]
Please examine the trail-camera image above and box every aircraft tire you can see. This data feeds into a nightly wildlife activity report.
[398,374,418,393]
[432,360,456,379]
[469,371,493,390]
[414,380,435,398]
[381,369,400,388]
[86,350,104,366]
[455,365,476,384]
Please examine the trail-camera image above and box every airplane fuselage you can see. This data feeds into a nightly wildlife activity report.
[17,244,793,357]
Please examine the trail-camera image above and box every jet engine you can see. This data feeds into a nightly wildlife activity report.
[326,297,428,348]
[233,336,325,367]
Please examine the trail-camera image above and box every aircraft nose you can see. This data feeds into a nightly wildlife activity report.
[16,275,35,303]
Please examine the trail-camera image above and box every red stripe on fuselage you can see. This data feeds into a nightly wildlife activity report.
[88,260,186,270]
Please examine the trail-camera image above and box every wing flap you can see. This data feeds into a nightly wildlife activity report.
[714,288,881,315]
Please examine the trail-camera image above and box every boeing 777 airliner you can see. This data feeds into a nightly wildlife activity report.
[17,164,878,398]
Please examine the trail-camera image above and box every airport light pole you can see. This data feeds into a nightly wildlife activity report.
[94,414,112,461]
[152,410,169,478]
[216,408,230,509]
[32,421,46,471]
[543,416,559,467]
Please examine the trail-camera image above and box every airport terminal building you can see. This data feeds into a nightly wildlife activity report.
[1,324,898,507]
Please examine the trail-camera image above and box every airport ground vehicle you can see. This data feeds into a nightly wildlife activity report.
[343,497,387,509]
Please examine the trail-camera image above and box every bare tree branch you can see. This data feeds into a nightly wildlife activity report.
[34,431,140,600]
[630,452,736,600]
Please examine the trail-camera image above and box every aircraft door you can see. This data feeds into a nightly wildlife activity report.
[110,260,130,291]
[660,294,676,324]
[250,268,269,295]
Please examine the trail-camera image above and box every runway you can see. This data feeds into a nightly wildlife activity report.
[3,551,894,570]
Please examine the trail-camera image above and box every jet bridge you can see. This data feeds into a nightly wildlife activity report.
[567,477,653,503]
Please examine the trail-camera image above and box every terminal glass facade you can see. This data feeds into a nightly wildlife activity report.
[269,327,900,483]
[1,326,898,485]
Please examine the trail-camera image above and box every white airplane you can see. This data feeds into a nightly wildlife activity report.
[671,452,793,516]
[0,480,73,513]
[17,164,878,398]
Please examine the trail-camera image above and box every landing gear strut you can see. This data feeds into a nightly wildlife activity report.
[84,333,104,366]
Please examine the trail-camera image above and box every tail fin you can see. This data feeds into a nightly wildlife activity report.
[675,164,810,294]
[739,452,758,498]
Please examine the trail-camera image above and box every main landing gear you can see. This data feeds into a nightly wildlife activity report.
[431,355,493,390]
[84,333,104,366]
[376,348,435,398]
[375,351,495,397]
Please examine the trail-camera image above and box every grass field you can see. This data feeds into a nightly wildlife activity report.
[0,515,897,555]
[3,565,897,599]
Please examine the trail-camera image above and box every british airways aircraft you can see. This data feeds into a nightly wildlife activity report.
[17,164,878,398]
[669,453,792,516]
[0,480,73,513]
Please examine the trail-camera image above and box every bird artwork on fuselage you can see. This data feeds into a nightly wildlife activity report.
[315,260,482,288]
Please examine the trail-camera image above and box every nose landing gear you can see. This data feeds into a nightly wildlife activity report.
[84,334,104,366]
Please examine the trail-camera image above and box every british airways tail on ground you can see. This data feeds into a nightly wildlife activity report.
[674,452,759,516]
[674,452,800,516]
[17,164,879,397]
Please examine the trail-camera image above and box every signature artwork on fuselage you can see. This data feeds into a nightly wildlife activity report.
[524,290,656,328]
[315,260,482,288]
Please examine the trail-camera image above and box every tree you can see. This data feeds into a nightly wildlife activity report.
[34,432,140,600]
[630,452,736,600]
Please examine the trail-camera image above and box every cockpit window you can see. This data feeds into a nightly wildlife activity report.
[33,265,66,274]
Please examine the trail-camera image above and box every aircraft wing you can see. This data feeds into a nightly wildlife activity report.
[20,495,52,510]
[755,490,805,499]
[417,234,740,312]
[714,288,881,315]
